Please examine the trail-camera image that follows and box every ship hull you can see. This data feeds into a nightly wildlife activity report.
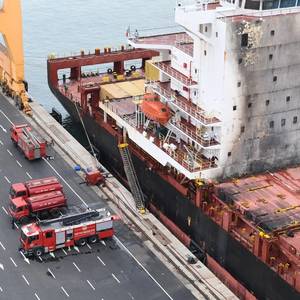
[51,87,299,300]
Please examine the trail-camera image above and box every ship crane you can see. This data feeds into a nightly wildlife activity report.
[0,0,31,115]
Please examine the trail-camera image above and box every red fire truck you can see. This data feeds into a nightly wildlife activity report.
[9,190,67,224]
[10,177,63,200]
[19,209,116,257]
[10,124,47,160]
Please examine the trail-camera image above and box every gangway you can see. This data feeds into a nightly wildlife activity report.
[118,143,145,213]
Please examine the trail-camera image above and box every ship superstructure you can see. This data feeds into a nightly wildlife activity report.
[47,0,300,299]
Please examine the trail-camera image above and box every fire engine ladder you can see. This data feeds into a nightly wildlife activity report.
[118,143,145,214]
[39,209,101,227]
[22,127,41,149]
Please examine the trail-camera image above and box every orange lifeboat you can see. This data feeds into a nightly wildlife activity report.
[141,95,171,125]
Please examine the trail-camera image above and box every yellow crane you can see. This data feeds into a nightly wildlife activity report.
[0,0,31,116]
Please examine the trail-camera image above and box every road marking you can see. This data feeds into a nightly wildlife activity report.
[22,274,30,286]
[97,256,106,266]
[4,176,11,184]
[10,257,17,267]
[20,251,30,264]
[2,206,8,215]
[128,292,135,300]
[26,172,32,179]
[47,268,56,279]
[34,293,41,300]
[42,158,88,207]
[73,246,80,253]
[62,248,68,255]
[6,149,13,156]
[50,252,55,258]
[16,160,22,167]
[0,140,3,145]
[73,262,81,272]
[0,286,2,292]
[0,110,14,125]
[14,222,19,230]
[112,273,120,283]
[101,240,106,246]
[61,286,70,298]
[0,263,4,270]
[86,279,95,291]
[114,236,174,300]
[86,243,92,249]
[0,241,6,251]
[0,124,7,133]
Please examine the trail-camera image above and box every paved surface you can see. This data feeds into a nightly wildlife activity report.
[0,95,195,300]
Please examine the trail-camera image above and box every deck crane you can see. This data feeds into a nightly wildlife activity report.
[0,0,31,116]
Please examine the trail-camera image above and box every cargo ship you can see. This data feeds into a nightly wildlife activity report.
[47,1,300,299]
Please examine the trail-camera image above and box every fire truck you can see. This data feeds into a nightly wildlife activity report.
[10,177,63,200]
[10,124,47,160]
[19,209,116,257]
[9,190,67,224]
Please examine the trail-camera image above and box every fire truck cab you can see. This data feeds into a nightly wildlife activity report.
[19,208,116,257]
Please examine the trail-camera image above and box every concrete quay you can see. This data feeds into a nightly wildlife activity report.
[27,98,237,300]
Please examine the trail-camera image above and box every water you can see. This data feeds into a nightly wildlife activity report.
[22,0,176,115]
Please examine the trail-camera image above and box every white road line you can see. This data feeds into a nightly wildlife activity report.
[4,176,11,184]
[42,158,88,207]
[10,257,17,267]
[114,236,174,300]
[16,160,22,167]
[47,268,56,279]
[73,246,80,253]
[62,248,68,255]
[20,251,30,264]
[72,262,81,272]
[0,286,3,292]
[97,256,106,266]
[86,243,92,250]
[6,149,13,156]
[26,172,32,179]
[0,140,3,145]
[86,279,96,291]
[112,273,120,284]
[34,293,41,300]
[0,241,6,251]
[2,206,8,215]
[0,110,14,125]
[14,222,19,230]
[61,286,70,298]
[22,274,30,286]
[0,125,7,133]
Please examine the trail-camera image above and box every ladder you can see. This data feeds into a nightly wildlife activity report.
[118,143,145,214]
[22,127,42,149]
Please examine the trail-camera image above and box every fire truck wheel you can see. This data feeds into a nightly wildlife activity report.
[75,238,86,247]
[19,217,29,224]
[88,235,98,244]
[33,247,44,257]
[50,208,60,218]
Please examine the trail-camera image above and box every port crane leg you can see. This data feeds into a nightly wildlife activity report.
[0,0,31,115]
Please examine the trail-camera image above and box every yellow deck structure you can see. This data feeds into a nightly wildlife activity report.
[100,79,145,101]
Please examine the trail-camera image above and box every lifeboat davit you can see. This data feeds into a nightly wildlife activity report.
[141,97,171,125]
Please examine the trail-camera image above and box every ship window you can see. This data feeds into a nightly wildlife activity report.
[241,33,248,47]
[293,116,298,124]
[204,50,207,56]
[205,26,208,33]
[269,54,273,60]
[248,102,252,108]
[241,126,245,133]
[273,76,277,82]
[194,68,198,74]
[233,105,237,111]
[194,91,197,96]
[216,32,218,38]
[266,99,270,106]
[270,30,275,36]
[269,120,274,128]
[245,0,260,9]
[281,119,286,127]
[227,152,232,157]
[237,81,241,87]
[286,96,291,102]
[280,0,296,8]
[238,58,243,64]
[263,0,279,9]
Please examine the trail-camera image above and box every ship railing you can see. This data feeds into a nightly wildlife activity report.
[151,83,220,125]
[155,62,196,86]
[169,119,220,148]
